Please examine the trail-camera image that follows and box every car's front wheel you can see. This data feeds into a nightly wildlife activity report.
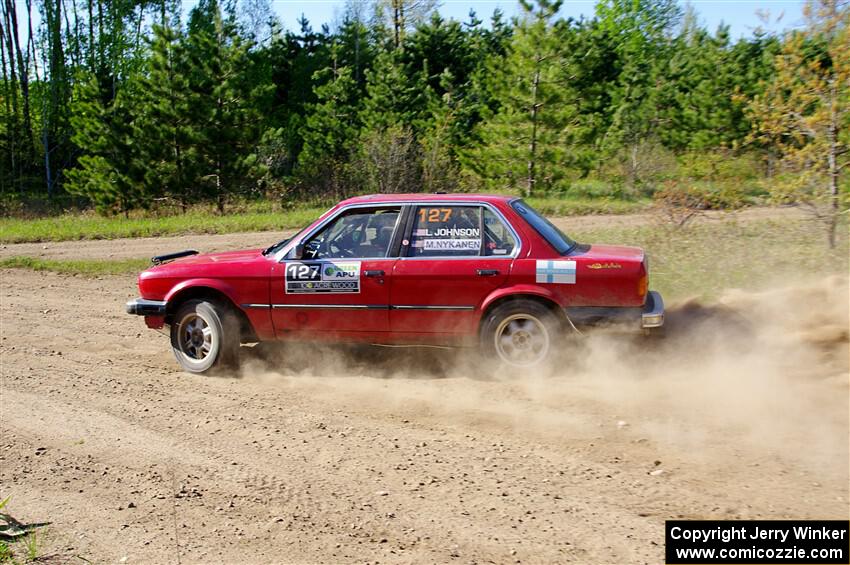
[481,300,561,368]
[170,299,239,374]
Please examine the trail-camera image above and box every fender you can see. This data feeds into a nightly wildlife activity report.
[163,277,276,341]
[480,283,563,314]
[164,278,241,308]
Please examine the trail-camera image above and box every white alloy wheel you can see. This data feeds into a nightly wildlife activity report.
[481,299,561,369]
[177,311,216,364]
[493,313,551,367]
[170,300,238,374]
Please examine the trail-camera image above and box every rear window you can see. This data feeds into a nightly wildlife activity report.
[483,208,517,256]
[510,200,576,255]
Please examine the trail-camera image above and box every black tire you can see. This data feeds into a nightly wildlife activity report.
[170,299,239,374]
[480,299,562,368]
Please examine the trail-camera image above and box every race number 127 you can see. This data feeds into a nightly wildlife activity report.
[418,208,452,223]
[286,263,319,280]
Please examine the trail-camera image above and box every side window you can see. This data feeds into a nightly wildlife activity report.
[483,208,517,256]
[408,206,482,257]
[301,207,400,259]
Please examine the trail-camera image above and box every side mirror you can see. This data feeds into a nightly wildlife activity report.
[293,243,305,260]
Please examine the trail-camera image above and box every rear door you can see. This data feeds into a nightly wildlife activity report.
[270,205,402,337]
[389,204,518,337]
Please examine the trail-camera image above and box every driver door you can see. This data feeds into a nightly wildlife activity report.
[270,206,402,338]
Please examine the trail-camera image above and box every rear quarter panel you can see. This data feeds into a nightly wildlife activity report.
[508,257,645,307]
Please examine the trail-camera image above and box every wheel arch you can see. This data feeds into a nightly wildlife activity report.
[479,287,566,335]
[165,282,257,342]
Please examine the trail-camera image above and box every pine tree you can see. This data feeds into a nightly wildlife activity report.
[658,20,730,150]
[187,0,265,212]
[402,12,490,146]
[418,70,462,192]
[298,55,363,197]
[461,0,582,197]
[360,48,420,130]
[657,19,776,152]
[134,24,202,213]
[554,18,617,176]
[261,16,332,177]
[595,0,681,188]
[357,48,423,192]
[66,72,142,214]
[335,12,376,92]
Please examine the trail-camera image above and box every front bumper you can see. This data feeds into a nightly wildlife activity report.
[126,298,167,316]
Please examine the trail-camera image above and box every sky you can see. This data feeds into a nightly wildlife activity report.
[265,0,807,39]
[11,0,808,46]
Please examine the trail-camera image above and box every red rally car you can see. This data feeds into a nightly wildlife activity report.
[127,194,664,373]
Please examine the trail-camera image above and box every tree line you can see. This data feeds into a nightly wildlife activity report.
[0,0,847,242]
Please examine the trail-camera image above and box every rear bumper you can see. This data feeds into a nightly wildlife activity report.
[126,298,167,316]
[565,290,665,330]
[640,290,664,328]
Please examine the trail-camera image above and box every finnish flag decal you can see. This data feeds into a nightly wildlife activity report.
[536,260,576,284]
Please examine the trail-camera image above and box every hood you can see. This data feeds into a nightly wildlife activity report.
[141,249,267,282]
[154,248,264,267]
[137,248,271,301]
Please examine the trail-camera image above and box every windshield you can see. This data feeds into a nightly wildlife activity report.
[262,224,307,256]
[262,206,336,256]
[510,199,577,255]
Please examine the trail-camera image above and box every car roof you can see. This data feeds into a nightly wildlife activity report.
[339,193,517,206]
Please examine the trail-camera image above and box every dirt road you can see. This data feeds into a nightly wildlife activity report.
[1,209,847,564]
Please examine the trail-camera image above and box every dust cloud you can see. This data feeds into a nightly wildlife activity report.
[239,276,849,482]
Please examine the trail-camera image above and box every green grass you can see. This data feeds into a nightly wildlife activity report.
[525,196,650,216]
[0,256,149,276]
[22,530,39,562]
[0,198,646,244]
[0,207,326,244]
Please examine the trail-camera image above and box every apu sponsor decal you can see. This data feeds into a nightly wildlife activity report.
[536,260,576,284]
[285,261,361,294]
[322,262,359,279]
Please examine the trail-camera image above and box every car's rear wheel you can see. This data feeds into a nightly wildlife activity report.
[170,299,239,374]
[481,300,561,368]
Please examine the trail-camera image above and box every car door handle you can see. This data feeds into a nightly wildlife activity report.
[364,270,385,277]
[477,269,500,277]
